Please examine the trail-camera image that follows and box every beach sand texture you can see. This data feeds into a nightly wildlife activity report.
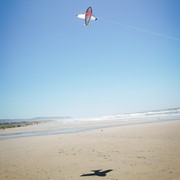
[0,120,180,180]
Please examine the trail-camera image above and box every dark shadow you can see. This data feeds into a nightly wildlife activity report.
[81,169,113,177]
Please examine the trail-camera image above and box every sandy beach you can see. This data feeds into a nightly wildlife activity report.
[0,120,180,180]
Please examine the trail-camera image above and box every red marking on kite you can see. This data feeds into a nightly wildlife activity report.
[86,11,92,15]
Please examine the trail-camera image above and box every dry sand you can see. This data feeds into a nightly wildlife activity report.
[0,120,180,180]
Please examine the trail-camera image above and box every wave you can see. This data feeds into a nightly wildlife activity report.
[74,108,180,122]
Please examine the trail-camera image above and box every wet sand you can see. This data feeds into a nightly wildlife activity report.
[0,120,180,180]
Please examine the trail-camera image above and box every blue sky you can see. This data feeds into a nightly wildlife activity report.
[0,0,180,119]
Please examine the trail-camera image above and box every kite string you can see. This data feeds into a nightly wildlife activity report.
[99,17,180,42]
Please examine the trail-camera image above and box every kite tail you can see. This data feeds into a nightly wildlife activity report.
[99,17,180,42]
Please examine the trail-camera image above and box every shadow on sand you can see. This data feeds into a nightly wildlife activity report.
[81,169,113,177]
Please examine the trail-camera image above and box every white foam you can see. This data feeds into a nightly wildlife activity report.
[73,108,180,122]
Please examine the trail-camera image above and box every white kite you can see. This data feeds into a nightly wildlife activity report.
[77,7,97,26]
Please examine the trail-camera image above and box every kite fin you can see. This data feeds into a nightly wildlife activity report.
[77,13,86,20]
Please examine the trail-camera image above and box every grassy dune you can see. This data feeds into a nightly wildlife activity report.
[0,121,39,129]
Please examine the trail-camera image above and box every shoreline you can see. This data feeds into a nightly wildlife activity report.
[0,118,180,139]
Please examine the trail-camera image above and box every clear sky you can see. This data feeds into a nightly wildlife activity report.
[0,0,180,119]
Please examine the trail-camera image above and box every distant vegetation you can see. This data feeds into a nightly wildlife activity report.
[0,116,72,130]
[0,121,39,129]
